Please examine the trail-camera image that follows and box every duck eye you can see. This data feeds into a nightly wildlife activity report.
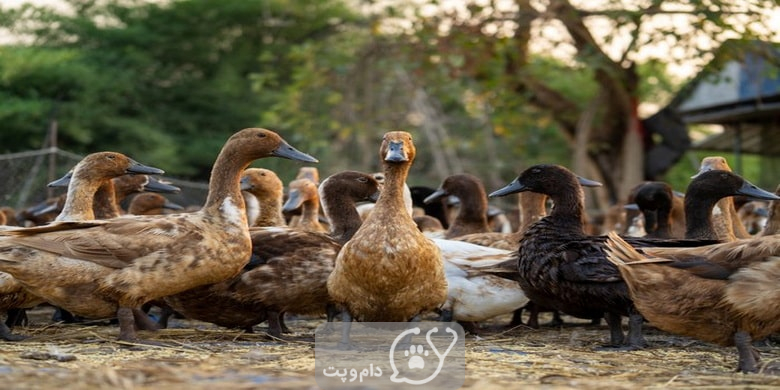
[357,177,367,183]
[531,168,541,174]
[257,132,267,138]
[107,154,116,160]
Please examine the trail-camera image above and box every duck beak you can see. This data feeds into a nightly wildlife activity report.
[423,188,448,204]
[143,176,181,194]
[736,180,780,201]
[271,141,319,163]
[282,190,304,212]
[239,176,252,191]
[489,177,526,198]
[163,200,184,211]
[368,191,381,203]
[384,141,408,162]
[577,176,603,187]
[126,159,165,175]
[32,202,60,217]
[48,171,73,188]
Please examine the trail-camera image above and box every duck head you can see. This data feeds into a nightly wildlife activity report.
[489,164,602,198]
[321,170,382,203]
[240,168,283,196]
[692,156,731,178]
[48,152,164,189]
[381,131,415,164]
[688,170,780,202]
[229,128,318,163]
[282,178,318,213]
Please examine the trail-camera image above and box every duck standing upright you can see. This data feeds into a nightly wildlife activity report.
[327,131,447,333]
[489,164,644,348]
[0,128,317,342]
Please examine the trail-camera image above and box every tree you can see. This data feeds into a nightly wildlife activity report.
[387,0,778,205]
[0,0,362,180]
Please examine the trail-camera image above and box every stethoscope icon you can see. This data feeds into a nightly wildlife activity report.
[388,326,459,385]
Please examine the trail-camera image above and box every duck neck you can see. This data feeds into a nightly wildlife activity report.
[652,206,672,238]
[203,149,249,227]
[93,181,123,219]
[546,185,587,234]
[684,193,719,240]
[57,176,102,221]
[255,193,286,227]
[451,191,489,232]
[322,194,363,246]
[373,162,413,223]
[300,197,321,227]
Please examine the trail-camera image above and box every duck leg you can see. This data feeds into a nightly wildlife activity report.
[279,311,292,334]
[337,310,353,350]
[117,307,139,341]
[625,310,647,349]
[0,320,25,341]
[735,330,759,373]
[603,312,625,347]
[267,310,283,338]
[5,308,28,327]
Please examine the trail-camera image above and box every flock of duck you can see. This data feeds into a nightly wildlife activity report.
[1,128,779,374]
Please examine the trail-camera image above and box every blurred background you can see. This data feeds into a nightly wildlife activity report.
[1,0,778,214]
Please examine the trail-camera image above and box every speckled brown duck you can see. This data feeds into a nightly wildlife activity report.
[0,151,165,340]
[0,129,317,342]
[327,131,448,339]
[604,230,780,373]
[161,170,380,336]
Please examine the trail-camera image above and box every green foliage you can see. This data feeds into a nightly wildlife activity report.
[0,0,362,180]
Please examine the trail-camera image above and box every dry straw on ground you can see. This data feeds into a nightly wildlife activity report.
[2,307,779,389]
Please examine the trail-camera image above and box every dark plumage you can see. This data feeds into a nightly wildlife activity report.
[488,164,746,348]
[424,174,491,239]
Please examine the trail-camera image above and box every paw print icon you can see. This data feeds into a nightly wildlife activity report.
[405,345,428,369]
[389,326,458,385]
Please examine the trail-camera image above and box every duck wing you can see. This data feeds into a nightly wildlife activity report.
[0,215,204,269]
[556,240,623,283]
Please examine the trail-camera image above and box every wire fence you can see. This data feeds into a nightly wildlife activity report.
[0,147,210,214]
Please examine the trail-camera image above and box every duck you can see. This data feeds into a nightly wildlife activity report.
[0,128,317,342]
[0,207,17,226]
[424,174,491,239]
[456,192,548,250]
[486,164,751,349]
[240,168,286,227]
[434,238,529,331]
[695,156,751,240]
[604,230,780,373]
[327,131,448,342]
[127,193,184,215]
[161,170,381,336]
[625,181,677,239]
[47,171,181,220]
[283,177,328,233]
[0,151,166,340]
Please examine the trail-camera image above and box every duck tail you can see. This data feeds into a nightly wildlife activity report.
[604,231,660,267]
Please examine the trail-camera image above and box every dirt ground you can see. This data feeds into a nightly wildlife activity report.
[2,307,780,389]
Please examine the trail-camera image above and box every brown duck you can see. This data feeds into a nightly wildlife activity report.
[0,129,317,342]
